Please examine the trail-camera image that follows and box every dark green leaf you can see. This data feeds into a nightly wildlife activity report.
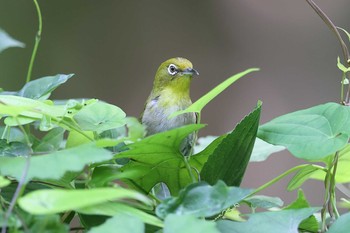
[18,74,74,100]
[258,102,350,160]
[156,181,252,219]
[200,102,261,186]
[34,127,65,152]
[27,215,69,233]
[0,139,32,157]
[216,208,320,233]
[0,143,112,183]
[116,124,205,195]
[0,126,26,143]
[163,214,219,233]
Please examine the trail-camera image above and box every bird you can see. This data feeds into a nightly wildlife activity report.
[141,57,199,156]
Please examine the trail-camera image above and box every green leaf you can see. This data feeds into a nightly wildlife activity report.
[78,202,163,228]
[245,195,283,209]
[338,27,350,43]
[88,165,122,188]
[258,102,350,160]
[0,143,112,183]
[156,181,252,219]
[34,127,65,152]
[200,101,261,186]
[73,101,126,133]
[164,214,220,233]
[17,74,74,100]
[0,175,10,188]
[88,214,144,233]
[0,28,25,53]
[216,208,320,233]
[0,126,26,143]
[327,212,350,233]
[116,124,205,195]
[0,139,32,157]
[170,68,259,118]
[250,138,285,162]
[283,189,319,233]
[27,215,69,233]
[18,187,151,215]
[287,165,324,191]
[310,144,350,183]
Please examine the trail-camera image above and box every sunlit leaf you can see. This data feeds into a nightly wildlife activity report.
[164,214,219,233]
[73,101,126,133]
[0,176,10,188]
[87,214,144,233]
[170,68,259,118]
[0,143,112,183]
[258,102,350,160]
[18,187,151,215]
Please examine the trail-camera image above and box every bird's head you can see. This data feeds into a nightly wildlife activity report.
[152,57,199,95]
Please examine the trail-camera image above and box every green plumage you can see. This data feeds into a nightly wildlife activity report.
[141,57,198,156]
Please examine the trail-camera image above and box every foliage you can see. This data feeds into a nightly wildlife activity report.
[1,1,350,233]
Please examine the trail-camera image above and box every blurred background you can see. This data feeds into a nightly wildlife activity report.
[1,0,349,206]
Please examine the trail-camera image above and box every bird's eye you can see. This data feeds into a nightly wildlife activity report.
[167,64,178,76]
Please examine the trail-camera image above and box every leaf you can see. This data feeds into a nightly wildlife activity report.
[287,165,324,191]
[116,124,205,195]
[327,212,350,233]
[0,126,26,143]
[0,139,32,157]
[216,208,320,233]
[258,102,350,160]
[0,176,10,188]
[17,74,74,100]
[0,28,25,53]
[200,101,261,186]
[27,215,69,233]
[0,143,112,183]
[18,187,151,215]
[34,127,65,152]
[310,144,350,183]
[87,214,144,233]
[73,101,126,133]
[283,189,319,233]
[77,202,163,228]
[170,68,259,118]
[245,195,284,209]
[250,138,285,162]
[337,27,350,43]
[163,214,220,233]
[156,181,252,219]
[193,136,219,154]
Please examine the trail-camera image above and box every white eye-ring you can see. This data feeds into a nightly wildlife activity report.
[167,64,178,76]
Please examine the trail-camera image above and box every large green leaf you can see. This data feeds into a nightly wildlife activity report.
[18,187,151,215]
[73,101,126,133]
[327,212,350,233]
[170,68,259,118]
[0,143,112,183]
[156,181,252,219]
[258,102,350,160]
[115,124,205,195]
[163,214,219,233]
[216,208,320,233]
[88,214,144,233]
[17,74,74,100]
[200,101,261,186]
[0,28,25,53]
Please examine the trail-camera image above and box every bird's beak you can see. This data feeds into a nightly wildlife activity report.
[182,68,199,76]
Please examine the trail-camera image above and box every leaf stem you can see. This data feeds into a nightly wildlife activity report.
[25,0,42,83]
[247,164,311,197]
